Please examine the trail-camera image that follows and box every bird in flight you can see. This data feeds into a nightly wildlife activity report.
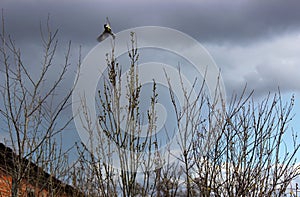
[97,17,115,42]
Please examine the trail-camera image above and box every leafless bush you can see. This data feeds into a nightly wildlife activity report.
[77,34,299,197]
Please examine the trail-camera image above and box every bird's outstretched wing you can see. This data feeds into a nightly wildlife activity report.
[97,32,110,42]
[106,17,116,39]
[106,17,111,27]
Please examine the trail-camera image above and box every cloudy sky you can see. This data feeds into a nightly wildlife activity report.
[2,0,300,95]
[1,0,300,169]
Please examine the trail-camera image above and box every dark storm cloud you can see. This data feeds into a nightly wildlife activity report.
[1,0,300,97]
[2,0,300,45]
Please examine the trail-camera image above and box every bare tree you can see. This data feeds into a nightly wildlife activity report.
[75,32,161,196]
[188,88,300,197]
[0,14,80,196]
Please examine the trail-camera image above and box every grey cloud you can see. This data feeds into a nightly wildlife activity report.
[1,0,300,98]
[244,62,300,95]
[208,30,300,97]
[2,0,300,45]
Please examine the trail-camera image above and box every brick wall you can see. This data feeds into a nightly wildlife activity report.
[0,171,11,197]
[0,143,84,197]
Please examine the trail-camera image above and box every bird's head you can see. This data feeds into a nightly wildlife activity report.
[104,24,111,31]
